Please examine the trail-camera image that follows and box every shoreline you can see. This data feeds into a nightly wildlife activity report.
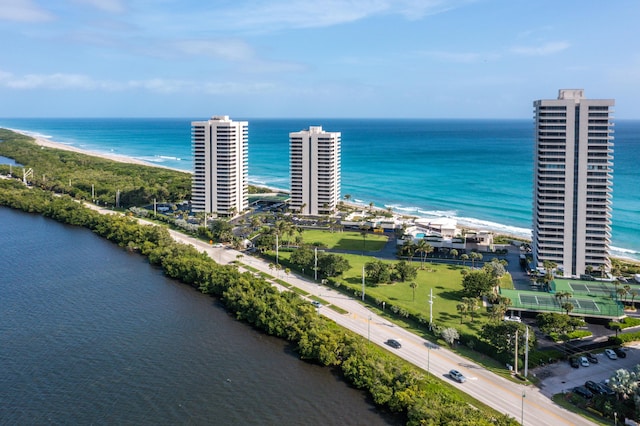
[11,128,189,173]
[4,126,638,262]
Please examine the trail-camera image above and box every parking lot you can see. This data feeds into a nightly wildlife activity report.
[534,343,640,397]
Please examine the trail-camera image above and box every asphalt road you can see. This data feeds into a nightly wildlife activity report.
[166,229,595,426]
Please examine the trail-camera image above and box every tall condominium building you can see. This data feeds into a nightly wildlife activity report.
[191,116,248,216]
[290,126,341,216]
[532,89,614,277]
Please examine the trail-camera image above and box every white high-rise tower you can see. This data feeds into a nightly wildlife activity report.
[532,89,614,277]
[290,126,341,216]
[191,116,248,217]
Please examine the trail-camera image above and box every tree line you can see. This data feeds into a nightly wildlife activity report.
[0,129,191,207]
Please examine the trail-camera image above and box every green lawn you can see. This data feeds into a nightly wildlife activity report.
[276,249,498,337]
[300,229,388,252]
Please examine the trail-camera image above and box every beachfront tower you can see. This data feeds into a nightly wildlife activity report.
[290,126,341,216]
[191,116,248,217]
[532,89,614,278]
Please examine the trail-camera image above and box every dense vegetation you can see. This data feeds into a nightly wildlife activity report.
[0,179,516,425]
[0,129,191,207]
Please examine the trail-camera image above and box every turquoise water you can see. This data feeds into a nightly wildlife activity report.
[1,117,638,260]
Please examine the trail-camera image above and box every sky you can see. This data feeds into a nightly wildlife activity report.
[1,0,639,118]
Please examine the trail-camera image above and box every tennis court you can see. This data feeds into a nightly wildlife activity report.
[553,278,615,297]
[501,287,623,319]
[517,293,599,312]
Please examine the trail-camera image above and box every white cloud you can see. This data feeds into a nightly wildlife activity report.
[73,0,125,13]
[0,0,53,22]
[0,71,114,90]
[171,39,306,73]
[419,50,487,63]
[511,41,570,56]
[207,0,464,31]
[173,39,255,62]
[0,68,276,95]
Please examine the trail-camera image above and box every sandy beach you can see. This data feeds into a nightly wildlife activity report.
[13,129,187,172]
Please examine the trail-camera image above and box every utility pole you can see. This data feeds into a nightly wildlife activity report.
[524,326,529,378]
[429,288,434,331]
[314,247,318,281]
[276,233,279,265]
[514,329,519,376]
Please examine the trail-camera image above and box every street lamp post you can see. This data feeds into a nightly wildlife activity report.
[368,315,371,345]
[362,265,365,301]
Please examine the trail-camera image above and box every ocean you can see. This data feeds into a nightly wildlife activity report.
[1,117,638,260]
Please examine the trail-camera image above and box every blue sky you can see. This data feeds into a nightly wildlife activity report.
[1,0,639,118]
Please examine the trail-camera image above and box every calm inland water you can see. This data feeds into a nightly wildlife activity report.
[0,207,400,425]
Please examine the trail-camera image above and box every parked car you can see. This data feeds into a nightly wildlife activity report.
[569,357,580,368]
[585,380,611,396]
[385,339,402,349]
[579,356,590,367]
[604,349,618,360]
[573,386,594,399]
[613,347,627,358]
[586,352,598,364]
[599,382,615,396]
[311,300,322,308]
[503,316,522,323]
[449,369,466,383]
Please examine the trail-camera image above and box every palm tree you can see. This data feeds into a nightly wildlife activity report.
[491,302,508,322]
[561,301,574,315]
[409,282,417,301]
[456,302,468,323]
[462,297,479,322]
[250,216,262,230]
[542,260,557,291]
[460,253,469,266]
[617,287,628,302]
[631,290,638,309]
[401,240,416,263]
[415,239,433,270]
[554,291,572,306]
[599,264,607,278]
[450,249,459,262]
[585,264,594,276]
[624,285,631,302]
[359,224,370,255]
[470,252,480,268]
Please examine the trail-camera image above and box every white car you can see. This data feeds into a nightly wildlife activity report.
[449,369,466,383]
[504,316,521,323]
[605,349,618,360]
[579,356,590,367]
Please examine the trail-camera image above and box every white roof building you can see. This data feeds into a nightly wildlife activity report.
[191,116,248,217]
